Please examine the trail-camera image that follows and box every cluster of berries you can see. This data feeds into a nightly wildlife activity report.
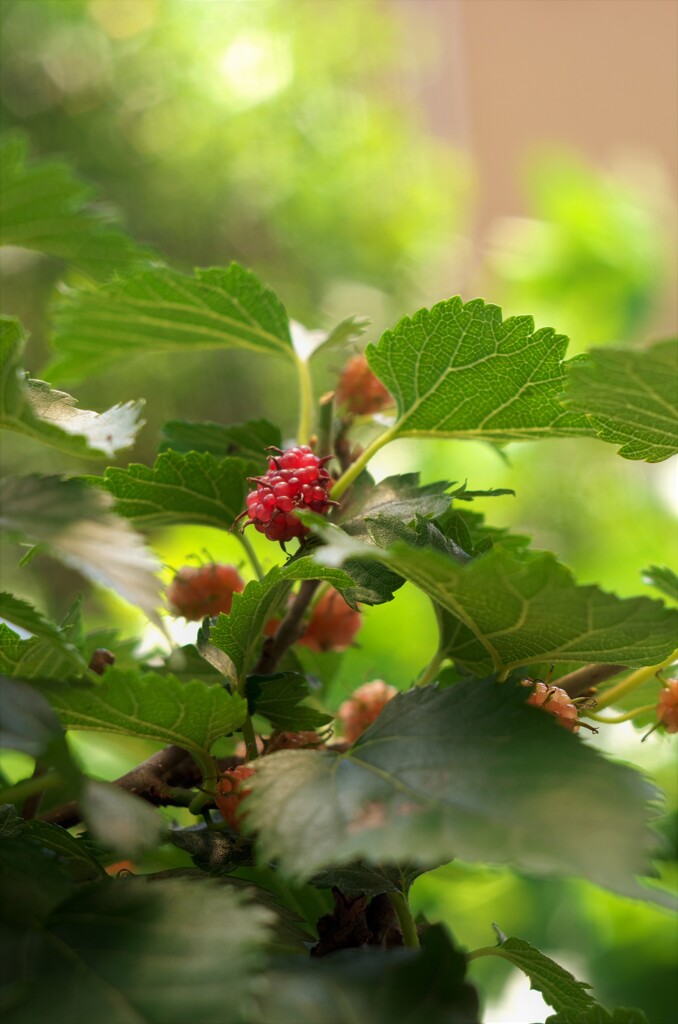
[657,678,678,733]
[239,445,336,543]
[167,563,244,620]
[522,678,581,732]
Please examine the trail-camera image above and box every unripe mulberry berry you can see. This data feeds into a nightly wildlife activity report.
[215,764,256,830]
[336,354,393,415]
[265,588,361,651]
[299,589,362,652]
[524,679,580,732]
[238,445,336,543]
[167,564,244,620]
[266,730,325,753]
[338,679,398,744]
[657,678,678,733]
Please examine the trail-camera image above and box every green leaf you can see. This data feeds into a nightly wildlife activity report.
[47,262,294,383]
[0,317,144,458]
[207,557,356,682]
[1,809,105,882]
[546,1006,649,1024]
[256,923,479,1024]
[339,473,455,532]
[245,679,665,901]
[316,519,678,674]
[1,878,274,1024]
[98,451,255,529]
[366,296,590,444]
[642,565,678,602]
[0,593,86,673]
[78,779,164,859]
[565,340,678,462]
[37,669,247,756]
[310,862,426,900]
[146,868,310,953]
[0,133,153,278]
[246,672,333,731]
[487,936,595,1016]
[160,417,281,462]
[0,475,162,624]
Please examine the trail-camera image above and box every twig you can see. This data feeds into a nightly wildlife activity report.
[252,578,320,676]
[556,664,627,698]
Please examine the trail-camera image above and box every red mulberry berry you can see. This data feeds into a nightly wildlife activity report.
[215,764,256,831]
[336,354,393,415]
[167,564,244,620]
[238,445,336,543]
[657,678,678,733]
[524,679,580,732]
[338,679,398,744]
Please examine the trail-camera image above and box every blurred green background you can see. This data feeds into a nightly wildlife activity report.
[1,1,676,1020]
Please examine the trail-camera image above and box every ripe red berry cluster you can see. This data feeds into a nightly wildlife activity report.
[167,563,245,620]
[336,353,393,416]
[241,445,335,543]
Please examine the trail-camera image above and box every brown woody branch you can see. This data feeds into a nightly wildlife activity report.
[557,663,627,698]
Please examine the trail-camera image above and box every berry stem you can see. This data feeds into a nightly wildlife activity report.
[387,890,419,948]
[592,647,678,712]
[295,354,314,446]
[0,771,62,806]
[237,531,264,581]
[329,424,399,501]
[240,715,260,762]
[187,750,219,815]
[416,650,446,688]
[585,704,656,724]
[316,391,335,458]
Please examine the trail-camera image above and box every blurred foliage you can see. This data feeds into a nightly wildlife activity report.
[0,1,676,1021]
[485,154,675,351]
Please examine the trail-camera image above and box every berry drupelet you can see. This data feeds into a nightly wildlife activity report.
[238,445,336,543]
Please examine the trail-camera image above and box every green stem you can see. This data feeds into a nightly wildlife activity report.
[466,945,506,963]
[586,704,656,724]
[187,749,219,815]
[241,715,260,762]
[316,391,335,458]
[593,648,678,712]
[329,425,399,501]
[416,650,446,688]
[238,531,264,581]
[388,890,420,948]
[0,772,62,805]
[295,355,314,446]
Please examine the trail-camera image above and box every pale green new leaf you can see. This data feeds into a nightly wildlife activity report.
[0,133,152,278]
[47,262,295,383]
[3,878,274,1024]
[160,417,281,462]
[98,451,255,529]
[246,679,664,902]
[0,317,144,458]
[37,669,247,755]
[366,296,590,444]
[207,558,356,682]
[565,340,678,462]
[0,475,162,624]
